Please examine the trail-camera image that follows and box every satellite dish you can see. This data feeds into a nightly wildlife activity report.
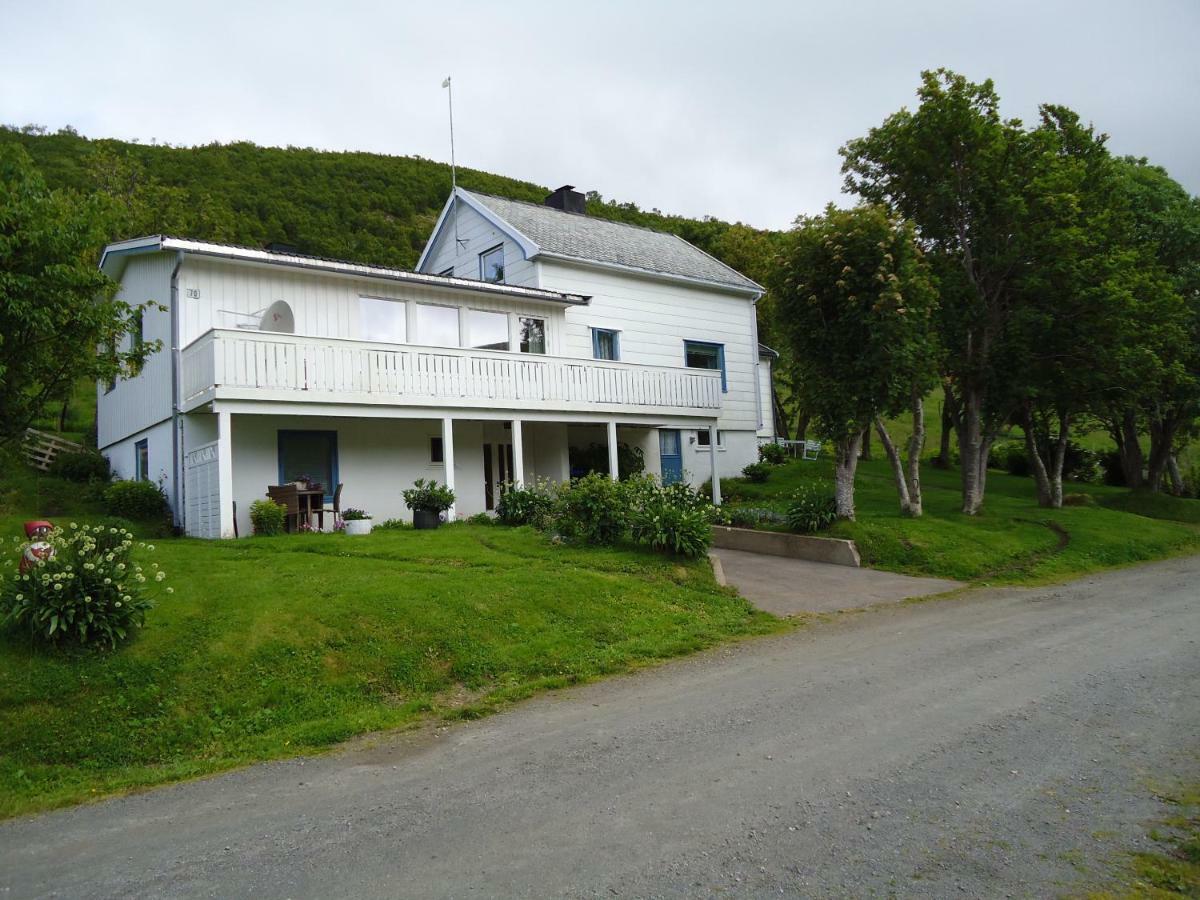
[259,300,295,334]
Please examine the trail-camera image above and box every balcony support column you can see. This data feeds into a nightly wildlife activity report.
[441,416,457,521]
[708,423,721,506]
[607,420,620,482]
[217,410,236,538]
[511,418,525,488]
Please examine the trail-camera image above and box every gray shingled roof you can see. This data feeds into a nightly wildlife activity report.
[464,191,763,293]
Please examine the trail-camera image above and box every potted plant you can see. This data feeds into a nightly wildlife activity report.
[341,508,372,536]
[402,479,455,530]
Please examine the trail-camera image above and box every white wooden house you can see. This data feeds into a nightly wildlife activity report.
[97,185,773,538]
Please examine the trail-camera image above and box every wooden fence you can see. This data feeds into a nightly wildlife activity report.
[22,428,85,472]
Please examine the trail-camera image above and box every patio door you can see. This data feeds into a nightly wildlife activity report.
[484,442,515,510]
[659,430,683,485]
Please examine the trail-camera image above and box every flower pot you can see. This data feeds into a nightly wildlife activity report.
[344,519,373,536]
[413,509,441,530]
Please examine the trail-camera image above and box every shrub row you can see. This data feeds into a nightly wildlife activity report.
[497,473,718,558]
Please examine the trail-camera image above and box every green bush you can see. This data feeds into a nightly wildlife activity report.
[402,479,456,513]
[464,512,493,526]
[496,480,556,529]
[555,472,627,545]
[341,508,370,521]
[249,498,286,536]
[725,506,788,529]
[373,518,411,531]
[630,496,712,558]
[103,480,169,523]
[742,462,771,483]
[0,522,170,649]
[758,443,787,465]
[698,477,744,502]
[48,448,111,484]
[786,485,838,534]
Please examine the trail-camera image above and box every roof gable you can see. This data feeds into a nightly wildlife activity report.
[422,189,762,295]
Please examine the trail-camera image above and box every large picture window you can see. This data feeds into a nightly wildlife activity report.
[415,303,460,347]
[468,309,510,351]
[278,430,338,502]
[359,296,407,343]
[684,340,727,392]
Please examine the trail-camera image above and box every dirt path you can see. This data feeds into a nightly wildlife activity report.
[3,557,1198,898]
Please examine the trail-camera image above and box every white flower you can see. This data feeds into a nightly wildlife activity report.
[15,593,23,601]
[103,578,111,585]
[116,563,125,571]
[135,574,146,583]
[122,594,131,602]
[115,601,122,608]
[105,554,114,563]
[70,522,78,529]
[109,528,118,534]
[53,583,63,591]
[147,545,155,551]
[165,587,174,594]
[155,571,166,582]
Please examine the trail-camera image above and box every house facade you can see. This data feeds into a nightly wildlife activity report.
[97,185,773,538]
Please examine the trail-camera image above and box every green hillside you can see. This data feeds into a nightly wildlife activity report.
[0,124,780,283]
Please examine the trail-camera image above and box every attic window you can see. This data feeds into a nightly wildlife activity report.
[480,245,504,283]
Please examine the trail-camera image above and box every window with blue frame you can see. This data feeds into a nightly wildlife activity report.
[134,439,149,481]
[683,340,726,392]
[278,430,338,502]
[591,328,620,361]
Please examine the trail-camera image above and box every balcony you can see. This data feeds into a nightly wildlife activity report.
[180,329,722,417]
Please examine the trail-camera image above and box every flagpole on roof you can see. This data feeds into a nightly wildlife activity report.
[442,76,464,249]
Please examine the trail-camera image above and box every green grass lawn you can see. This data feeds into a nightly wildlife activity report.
[724,457,1200,584]
[0,476,780,818]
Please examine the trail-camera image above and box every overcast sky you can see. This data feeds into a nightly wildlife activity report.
[1,0,1196,230]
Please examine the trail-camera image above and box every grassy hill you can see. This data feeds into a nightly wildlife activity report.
[0,124,778,278]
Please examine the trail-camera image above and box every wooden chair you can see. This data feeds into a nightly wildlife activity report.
[320,483,344,530]
[266,484,301,533]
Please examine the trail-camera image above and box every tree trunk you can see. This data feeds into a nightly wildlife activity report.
[873,389,926,517]
[795,410,810,444]
[771,383,790,442]
[833,429,864,520]
[958,385,988,515]
[906,389,926,517]
[1024,406,1070,508]
[1167,454,1185,496]
[860,426,872,461]
[934,400,953,469]
[1116,409,1145,489]
[1146,413,1179,493]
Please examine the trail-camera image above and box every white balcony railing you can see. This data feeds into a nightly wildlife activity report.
[181,328,722,416]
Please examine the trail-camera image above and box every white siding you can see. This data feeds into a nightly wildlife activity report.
[100,419,177,514]
[97,253,176,449]
[420,203,539,287]
[757,359,775,440]
[539,260,759,434]
[178,257,567,355]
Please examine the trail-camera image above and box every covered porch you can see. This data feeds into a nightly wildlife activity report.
[181,405,722,538]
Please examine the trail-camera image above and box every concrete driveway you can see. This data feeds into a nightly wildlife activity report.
[710,546,962,615]
[3,556,1198,898]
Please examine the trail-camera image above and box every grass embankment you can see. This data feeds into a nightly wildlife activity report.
[0,465,779,819]
[724,457,1200,584]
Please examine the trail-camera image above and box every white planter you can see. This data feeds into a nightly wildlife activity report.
[344,519,373,536]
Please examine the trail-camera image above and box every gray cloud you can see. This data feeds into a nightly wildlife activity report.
[1,0,1196,230]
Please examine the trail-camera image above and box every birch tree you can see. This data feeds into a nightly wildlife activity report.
[773,204,939,519]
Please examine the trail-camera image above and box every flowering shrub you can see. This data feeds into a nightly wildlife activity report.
[402,479,456,513]
[629,488,713,558]
[0,523,171,649]
[785,485,838,533]
[496,480,556,529]
[555,472,627,545]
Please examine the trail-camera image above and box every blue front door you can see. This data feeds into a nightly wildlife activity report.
[659,430,683,485]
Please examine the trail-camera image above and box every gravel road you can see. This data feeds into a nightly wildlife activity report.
[3,556,1198,898]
